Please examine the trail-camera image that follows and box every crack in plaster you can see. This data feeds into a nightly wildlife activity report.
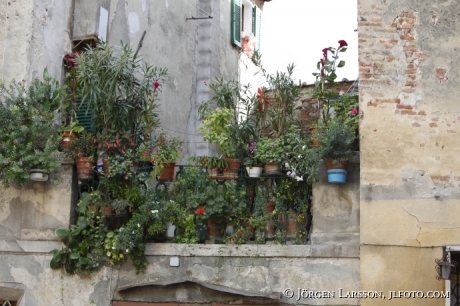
[401,205,421,246]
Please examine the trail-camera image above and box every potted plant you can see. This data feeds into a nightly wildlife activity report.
[111,199,132,214]
[135,139,155,174]
[242,141,264,177]
[150,131,182,180]
[254,137,285,173]
[282,126,320,183]
[75,42,167,146]
[67,129,97,180]
[60,121,85,150]
[198,107,241,177]
[0,71,65,187]
[316,120,356,183]
[190,156,228,177]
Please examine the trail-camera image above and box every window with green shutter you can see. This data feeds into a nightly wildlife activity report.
[231,0,242,47]
[232,0,262,53]
[252,5,262,52]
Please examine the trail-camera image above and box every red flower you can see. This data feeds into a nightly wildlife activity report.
[338,40,348,48]
[196,207,205,215]
[154,81,160,89]
[257,88,269,112]
[322,48,328,58]
[142,151,149,157]
[351,108,358,115]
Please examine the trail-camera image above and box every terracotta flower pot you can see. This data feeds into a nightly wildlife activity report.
[101,207,113,215]
[223,157,241,177]
[278,210,299,236]
[159,162,176,180]
[264,163,280,173]
[207,220,225,239]
[102,159,110,175]
[75,157,94,180]
[61,130,79,150]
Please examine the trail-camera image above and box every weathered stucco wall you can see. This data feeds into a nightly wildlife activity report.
[0,243,359,306]
[0,161,76,241]
[359,0,460,304]
[0,0,72,83]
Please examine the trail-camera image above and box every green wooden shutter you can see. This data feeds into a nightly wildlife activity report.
[231,0,242,47]
[252,5,262,52]
[74,98,96,133]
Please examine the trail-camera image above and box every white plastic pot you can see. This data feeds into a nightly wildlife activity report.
[29,169,48,182]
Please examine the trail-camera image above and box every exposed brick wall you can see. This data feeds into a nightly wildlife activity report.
[296,81,358,128]
[264,80,358,130]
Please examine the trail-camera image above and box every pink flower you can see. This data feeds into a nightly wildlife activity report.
[338,40,348,48]
[322,48,328,58]
[142,151,149,157]
[351,108,358,115]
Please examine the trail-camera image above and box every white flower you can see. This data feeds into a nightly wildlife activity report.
[298,155,302,158]
[295,176,304,182]
[285,162,290,168]
[137,223,140,228]
[112,246,115,250]
[132,231,135,234]
[152,210,159,214]
[126,249,129,253]
[302,145,306,150]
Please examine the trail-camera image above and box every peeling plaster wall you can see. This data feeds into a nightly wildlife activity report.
[0,244,360,306]
[0,0,72,83]
[359,0,460,304]
[0,162,76,241]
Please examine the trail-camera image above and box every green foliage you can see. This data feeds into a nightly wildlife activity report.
[110,199,132,212]
[0,72,63,188]
[50,205,108,274]
[311,41,349,126]
[282,126,320,183]
[150,131,183,177]
[173,214,199,244]
[260,64,302,138]
[198,78,262,159]
[75,42,167,139]
[316,120,356,163]
[330,93,359,131]
[254,137,285,165]
[198,108,235,157]
[66,129,98,159]
[29,68,67,113]
[105,150,137,179]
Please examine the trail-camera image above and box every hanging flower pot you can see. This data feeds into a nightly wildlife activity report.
[75,157,94,180]
[29,169,48,182]
[159,162,176,181]
[246,166,263,178]
[325,160,348,184]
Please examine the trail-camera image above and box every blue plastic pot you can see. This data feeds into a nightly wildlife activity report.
[327,169,347,184]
